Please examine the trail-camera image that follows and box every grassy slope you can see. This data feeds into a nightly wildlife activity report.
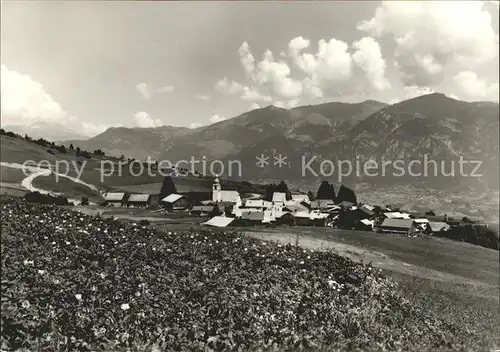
[239,227,500,346]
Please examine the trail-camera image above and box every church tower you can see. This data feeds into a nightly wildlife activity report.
[212,176,222,203]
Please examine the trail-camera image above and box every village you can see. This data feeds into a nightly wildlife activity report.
[100,174,456,236]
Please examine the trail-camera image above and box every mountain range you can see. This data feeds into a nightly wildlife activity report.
[62,93,499,190]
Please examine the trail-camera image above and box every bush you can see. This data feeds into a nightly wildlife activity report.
[139,219,150,226]
[81,197,89,206]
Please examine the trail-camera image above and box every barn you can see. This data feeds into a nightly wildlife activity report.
[127,194,151,207]
[161,194,189,211]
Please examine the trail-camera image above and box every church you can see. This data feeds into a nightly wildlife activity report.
[212,177,242,207]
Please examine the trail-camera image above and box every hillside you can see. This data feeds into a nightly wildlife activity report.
[62,125,195,160]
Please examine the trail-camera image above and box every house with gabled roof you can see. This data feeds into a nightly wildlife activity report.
[379,218,418,235]
[103,192,127,207]
[127,194,151,207]
[161,194,189,211]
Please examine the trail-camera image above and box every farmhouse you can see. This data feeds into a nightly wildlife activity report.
[379,218,418,235]
[161,194,189,211]
[291,194,310,204]
[162,176,213,205]
[272,192,287,204]
[383,212,411,220]
[355,219,375,231]
[427,221,451,234]
[310,199,337,211]
[104,192,127,207]
[203,216,235,228]
[243,199,272,209]
[358,205,376,218]
[127,194,151,207]
[190,205,214,217]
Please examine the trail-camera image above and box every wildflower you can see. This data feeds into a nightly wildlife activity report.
[75,294,82,301]
[21,300,30,309]
[120,303,130,311]
[23,259,34,265]
[37,269,46,275]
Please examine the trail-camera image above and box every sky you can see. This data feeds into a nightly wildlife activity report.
[1,1,499,136]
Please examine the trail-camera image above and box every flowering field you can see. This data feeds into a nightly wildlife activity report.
[0,200,492,351]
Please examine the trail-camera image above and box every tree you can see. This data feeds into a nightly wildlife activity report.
[264,184,277,201]
[425,210,436,216]
[160,176,177,199]
[317,181,335,200]
[69,144,74,150]
[307,191,315,201]
[277,180,292,200]
[76,147,81,157]
[210,203,222,217]
[238,181,253,196]
[336,184,357,204]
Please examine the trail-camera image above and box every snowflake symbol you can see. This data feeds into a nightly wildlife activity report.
[274,154,288,167]
[256,154,269,168]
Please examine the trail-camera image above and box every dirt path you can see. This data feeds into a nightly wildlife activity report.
[0,162,99,203]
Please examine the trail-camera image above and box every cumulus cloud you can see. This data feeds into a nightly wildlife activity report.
[358,1,498,87]
[272,100,300,109]
[352,37,390,91]
[215,77,244,94]
[137,83,174,98]
[157,85,175,94]
[196,94,211,101]
[240,86,273,102]
[239,41,256,77]
[189,122,202,129]
[238,43,304,99]
[0,64,113,137]
[1,64,66,125]
[80,122,118,136]
[452,71,499,102]
[249,103,260,110]
[215,77,272,103]
[136,83,150,99]
[286,35,392,97]
[133,112,163,128]
[209,114,226,124]
[286,99,300,108]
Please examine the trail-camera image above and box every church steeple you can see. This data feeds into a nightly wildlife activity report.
[212,176,221,203]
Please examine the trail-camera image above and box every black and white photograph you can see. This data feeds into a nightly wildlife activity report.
[1,0,499,350]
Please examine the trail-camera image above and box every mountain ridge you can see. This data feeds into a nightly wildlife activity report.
[57,93,498,191]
